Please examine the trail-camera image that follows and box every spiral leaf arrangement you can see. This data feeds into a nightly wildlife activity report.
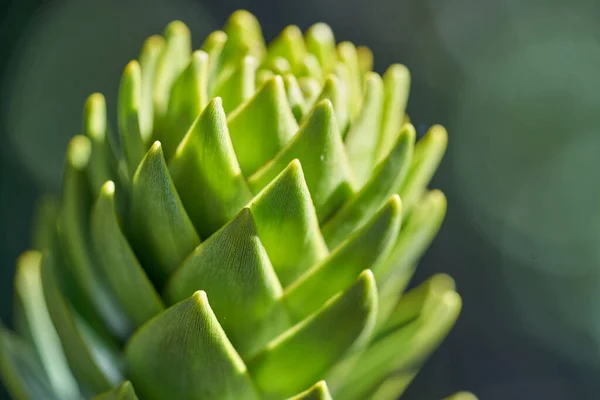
[0,10,475,400]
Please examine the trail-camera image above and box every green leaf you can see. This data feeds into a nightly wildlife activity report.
[200,30,227,95]
[160,50,209,159]
[399,125,448,213]
[336,42,362,118]
[58,135,130,339]
[322,125,415,249]
[334,289,461,400]
[14,251,79,399]
[247,270,378,399]
[138,35,165,142]
[305,23,336,72]
[284,195,401,321]
[221,10,266,68]
[357,46,373,75]
[214,55,257,114]
[248,99,355,223]
[282,73,306,121]
[129,142,200,287]
[93,381,139,400]
[368,374,413,400]
[41,250,122,394]
[376,64,411,163]
[169,98,253,238]
[298,76,321,106]
[31,196,59,252]
[91,181,165,329]
[0,325,59,400]
[442,392,479,400]
[248,160,329,287]
[314,74,349,135]
[286,381,332,400]
[376,273,456,339]
[345,72,384,187]
[118,61,145,175]
[377,190,447,280]
[152,21,192,123]
[267,25,306,71]
[297,54,323,81]
[227,76,298,176]
[165,208,290,359]
[84,93,116,195]
[125,291,260,400]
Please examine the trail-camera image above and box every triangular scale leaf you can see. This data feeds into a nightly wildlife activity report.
[169,98,253,237]
[247,270,377,399]
[92,381,139,400]
[314,75,349,135]
[227,76,298,176]
[248,160,329,287]
[165,208,290,359]
[266,25,306,71]
[322,125,415,249]
[357,46,373,76]
[248,99,355,223]
[286,381,332,400]
[200,30,227,95]
[125,291,260,400]
[284,195,401,321]
[220,10,266,68]
[336,42,362,118]
[91,181,165,329]
[129,142,200,287]
[283,73,307,121]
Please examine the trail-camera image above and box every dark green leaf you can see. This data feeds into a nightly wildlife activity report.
[118,61,146,175]
[91,181,165,328]
[129,142,200,287]
[138,35,165,142]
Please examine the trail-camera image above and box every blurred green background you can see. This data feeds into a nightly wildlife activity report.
[1,0,599,399]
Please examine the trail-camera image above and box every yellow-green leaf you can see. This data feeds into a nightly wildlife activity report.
[169,98,253,237]
[248,99,355,223]
[165,208,290,359]
[138,35,165,142]
[248,160,328,287]
[286,381,332,400]
[284,195,401,321]
[214,55,257,114]
[93,381,139,400]
[247,270,378,399]
[227,76,298,176]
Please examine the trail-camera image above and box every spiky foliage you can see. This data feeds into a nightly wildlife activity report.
[0,10,473,400]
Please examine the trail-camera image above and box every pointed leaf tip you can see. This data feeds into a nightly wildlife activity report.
[129,140,200,287]
[125,290,259,400]
[227,75,298,176]
[165,207,289,359]
[249,98,354,223]
[287,380,332,400]
[169,97,253,238]
[248,159,328,287]
[248,269,377,398]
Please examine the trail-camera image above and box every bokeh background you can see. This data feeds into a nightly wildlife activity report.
[1,0,599,399]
